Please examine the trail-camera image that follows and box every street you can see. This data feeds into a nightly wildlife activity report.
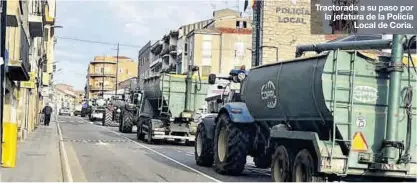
[58,115,272,182]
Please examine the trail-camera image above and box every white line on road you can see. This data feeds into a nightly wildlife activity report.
[56,121,74,182]
[79,118,221,183]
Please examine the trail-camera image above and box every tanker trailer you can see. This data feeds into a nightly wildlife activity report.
[196,35,417,181]
[135,66,209,145]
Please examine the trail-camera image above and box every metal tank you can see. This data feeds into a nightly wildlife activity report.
[142,73,210,118]
[242,50,417,142]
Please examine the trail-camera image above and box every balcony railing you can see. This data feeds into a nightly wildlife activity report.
[89,72,116,77]
[89,86,115,91]
[8,27,30,81]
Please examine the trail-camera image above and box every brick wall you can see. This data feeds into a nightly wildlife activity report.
[256,0,329,65]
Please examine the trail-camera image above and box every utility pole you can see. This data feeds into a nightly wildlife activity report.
[101,56,104,98]
[0,0,7,166]
[115,42,119,95]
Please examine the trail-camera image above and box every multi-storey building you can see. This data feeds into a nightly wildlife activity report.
[185,9,253,76]
[53,84,76,113]
[86,56,138,99]
[138,20,212,84]
[2,0,57,142]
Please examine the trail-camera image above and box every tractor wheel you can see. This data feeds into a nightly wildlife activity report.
[136,118,146,140]
[213,113,249,175]
[254,155,272,169]
[195,124,214,167]
[120,111,133,133]
[272,145,291,182]
[103,108,113,126]
[145,119,154,144]
[292,149,324,182]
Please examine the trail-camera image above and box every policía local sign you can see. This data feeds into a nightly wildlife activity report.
[275,0,311,24]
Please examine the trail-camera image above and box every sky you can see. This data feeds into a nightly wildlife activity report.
[54,0,251,91]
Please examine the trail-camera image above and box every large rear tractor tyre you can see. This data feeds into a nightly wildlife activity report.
[195,124,214,167]
[213,114,249,175]
[272,145,291,182]
[119,111,133,133]
[103,108,113,126]
[292,149,324,182]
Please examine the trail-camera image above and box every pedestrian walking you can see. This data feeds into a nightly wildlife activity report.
[42,104,53,126]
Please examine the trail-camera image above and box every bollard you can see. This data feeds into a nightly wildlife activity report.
[2,120,18,168]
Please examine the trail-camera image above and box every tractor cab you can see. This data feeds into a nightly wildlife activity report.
[207,67,248,105]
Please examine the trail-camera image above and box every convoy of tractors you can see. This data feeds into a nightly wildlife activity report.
[79,35,416,182]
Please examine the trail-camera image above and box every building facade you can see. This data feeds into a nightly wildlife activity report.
[2,0,57,141]
[138,9,251,81]
[53,84,76,113]
[185,9,253,76]
[251,0,342,66]
[138,41,153,88]
[138,19,213,84]
[86,56,138,99]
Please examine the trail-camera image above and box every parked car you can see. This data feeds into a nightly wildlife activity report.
[73,104,82,116]
[59,108,71,116]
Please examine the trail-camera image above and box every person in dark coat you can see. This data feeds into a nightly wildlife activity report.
[42,104,53,126]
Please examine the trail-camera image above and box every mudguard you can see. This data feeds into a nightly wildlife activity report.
[220,102,254,123]
[199,117,216,139]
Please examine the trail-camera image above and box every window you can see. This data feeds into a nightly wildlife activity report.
[236,21,240,28]
[202,40,211,58]
[44,28,49,42]
[243,21,247,28]
[201,66,211,77]
[101,68,104,73]
[119,68,124,73]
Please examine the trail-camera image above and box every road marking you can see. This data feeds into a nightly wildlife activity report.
[79,118,221,183]
[56,121,74,182]
[64,142,89,182]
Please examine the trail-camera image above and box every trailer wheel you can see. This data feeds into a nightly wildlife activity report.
[195,124,214,167]
[292,149,324,182]
[120,111,133,133]
[213,114,248,175]
[272,145,291,182]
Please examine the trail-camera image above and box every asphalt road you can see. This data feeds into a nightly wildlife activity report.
[58,115,272,182]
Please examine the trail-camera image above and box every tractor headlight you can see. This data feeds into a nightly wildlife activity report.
[117,109,121,112]
[238,72,246,81]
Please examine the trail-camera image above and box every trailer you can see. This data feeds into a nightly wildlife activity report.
[119,66,210,145]
[195,35,417,181]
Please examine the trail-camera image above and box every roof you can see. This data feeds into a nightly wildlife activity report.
[93,56,133,61]
[217,28,252,34]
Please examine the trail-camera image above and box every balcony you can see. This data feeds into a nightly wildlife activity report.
[91,60,117,64]
[43,3,55,25]
[150,58,162,68]
[6,0,18,27]
[29,12,44,37]
[169,30,179,38]
[8,27,30,81]
[89,86,114,91]
[89,73,116,77]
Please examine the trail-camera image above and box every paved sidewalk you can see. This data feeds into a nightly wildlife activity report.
[1,121,63,182]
